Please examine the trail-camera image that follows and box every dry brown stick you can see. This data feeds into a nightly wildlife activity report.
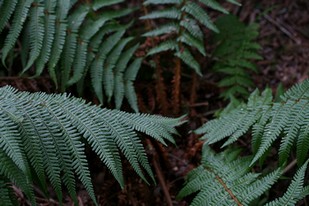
[282,159,298,175]
[262,13,301,44]
[146,139,173,206]
[153,153,173,206]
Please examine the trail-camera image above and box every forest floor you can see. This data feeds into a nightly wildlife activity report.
[5,0,308,205]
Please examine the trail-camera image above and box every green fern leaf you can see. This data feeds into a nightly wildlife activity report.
[177,31,206,56]
[198,0,228,14]
[147,40,178,56]
[90,30,125,104]
[103,37,133,102]
[265,160,309,206]
[60,4,89,91]
[143,22,179,37]
[100,7,138,19]
[180,18,203,40]
[34,0,57,77]
[182,2,218,32]
[212,15,261,100]
[296,123,309,165]
[124,58,143,112]
[67,17,108,86]
[175,48,202,76]
[114,44,140,110]
[226,0,241,6]
[92,0,124,11]
[0,0,18,33]
[0,149,35,204]
[0,110,26,173]
[143,0,181,5]
[0,86,183,204]
[48,0,70,87]
[177,145,282,206]
[140,7,182,20]
[1,0,33,66]
[196,79,309,166]
[0,177,17,206]
[22,1,45,73]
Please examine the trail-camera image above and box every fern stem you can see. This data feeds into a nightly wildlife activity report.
[142,5,169,113]
[172,57,181,114]
[215,174,243,206]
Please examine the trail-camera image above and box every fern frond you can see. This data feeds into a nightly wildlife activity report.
[103,37,133,102]
[143,0,181,5]
[124,58,143,112]
[92,0,124,11]
[0,86,183,204]
[0,149,35,204]
[212,14,261,100]
[182,2,218,32]
[196,79,309,166]
[140,7,182,20]
[90,29,125,104]
[60,4,89,91]
[34,0,57,77]
[67,17,108,86]
[177,31,205,56]
[0,177,17,206]
[48,0,70,86]
[265,160,309,206]
[1,0,33,66]
[0,0,18,33]
[143,22,179,37]
[175,48,202,75]
[180,18,203,40]
[100,7,138,19]
[198,0,228,14]
[114,44,140,110]
[177,145,282,206]
[141,0,239,78]
[22,1,45,72]
[147,40,178,56]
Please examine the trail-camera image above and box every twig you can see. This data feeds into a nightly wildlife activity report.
[146,139,173,206]
[282,159,298,175]
[262,13,301,44]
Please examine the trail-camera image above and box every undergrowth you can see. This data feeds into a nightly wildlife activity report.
[0,0,308,205]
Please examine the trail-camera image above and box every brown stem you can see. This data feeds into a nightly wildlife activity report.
[146,139,173,206]
[215,175,243,206]
[155,57,169,114]
[142,5,169,114]
[172,58,181,114]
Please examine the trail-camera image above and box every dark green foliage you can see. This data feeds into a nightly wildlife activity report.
[0,0,141,111]
[195,79,309,166]
[0,86,183,205]
[177,145,309,206]
[141,0,240,75]
[212,14,262,100]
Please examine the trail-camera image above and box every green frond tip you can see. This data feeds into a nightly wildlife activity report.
[0,85,184,204]
[198,0,229,14]
[265,160,309,206]
[143,0,181,5]
[182,2,219,33]
[212,14,261,100]
[177,145,282,206]
[195,79,309,167]
[140,7,182,20]
[92,0,124,11]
